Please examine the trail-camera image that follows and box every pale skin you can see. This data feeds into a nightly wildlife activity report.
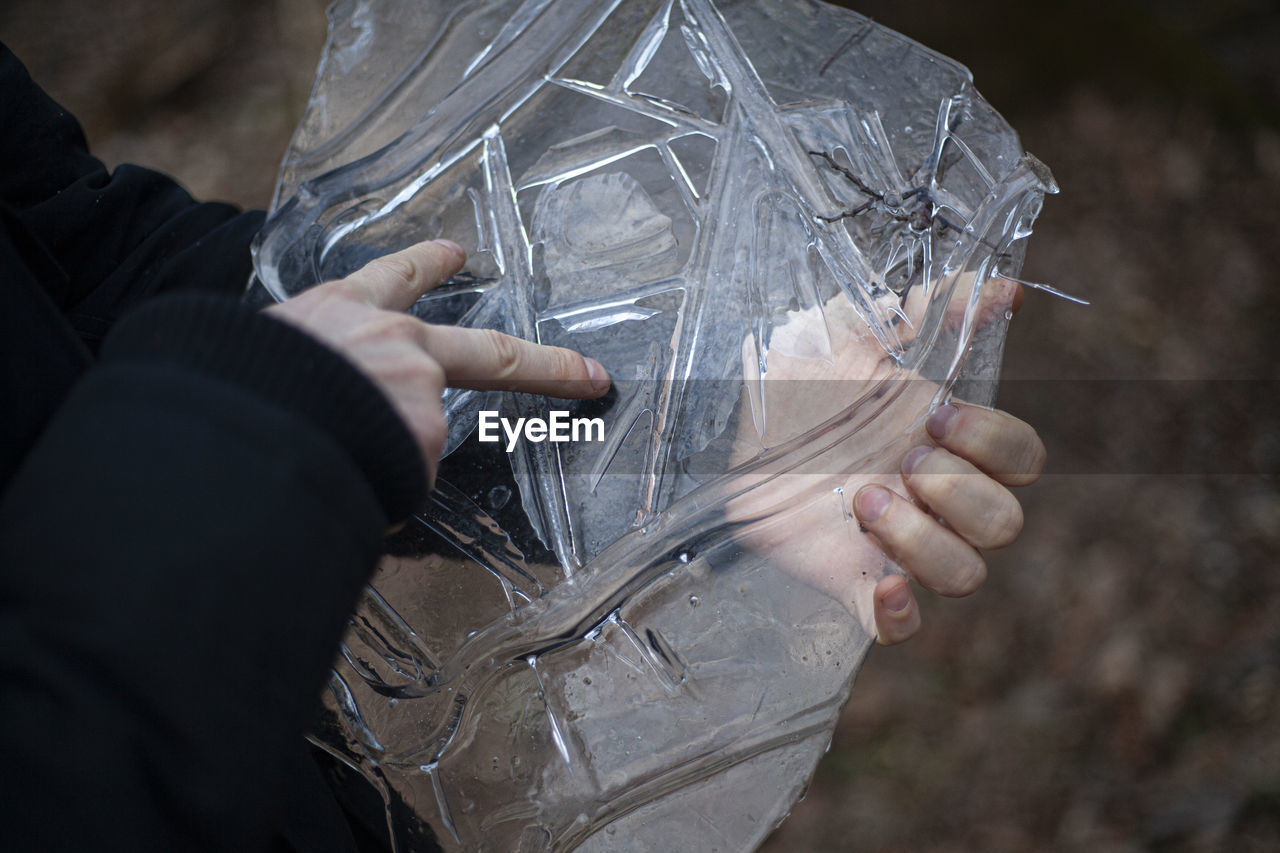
[729,274,1044,644]
[863,400,1044,643]
[266,238,1044,645]
[265,238,611,489]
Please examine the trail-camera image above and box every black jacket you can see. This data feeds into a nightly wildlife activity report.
[0,44,425,851]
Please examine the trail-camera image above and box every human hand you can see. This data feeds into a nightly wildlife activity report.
[727,277,1043,645]
[265,239,611,487]
[856,400,1044,644]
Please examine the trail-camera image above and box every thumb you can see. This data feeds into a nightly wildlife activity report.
[335,239,466,310]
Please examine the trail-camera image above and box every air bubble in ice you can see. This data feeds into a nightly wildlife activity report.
[487,485,511,510]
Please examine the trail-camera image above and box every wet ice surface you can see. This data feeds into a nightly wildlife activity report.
[252,1,1053,849]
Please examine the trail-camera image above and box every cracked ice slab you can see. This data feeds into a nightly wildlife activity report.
[251,1,1055,850]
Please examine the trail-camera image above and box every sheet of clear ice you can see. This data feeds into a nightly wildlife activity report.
[250,1,1055,849]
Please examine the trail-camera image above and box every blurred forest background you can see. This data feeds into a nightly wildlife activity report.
[3,0,1276,850]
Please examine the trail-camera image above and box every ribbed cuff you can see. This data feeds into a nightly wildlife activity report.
[101,293,427,523]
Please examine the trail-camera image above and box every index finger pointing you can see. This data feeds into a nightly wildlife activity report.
[424,325,611,399]
[335,239,466,311]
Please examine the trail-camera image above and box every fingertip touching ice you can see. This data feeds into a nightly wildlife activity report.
[250,1,1058,849]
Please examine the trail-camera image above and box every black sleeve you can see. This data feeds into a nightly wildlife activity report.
[0,43,265,349]
[0,294,427,851]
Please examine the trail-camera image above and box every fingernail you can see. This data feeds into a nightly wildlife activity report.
[585,357,611,393]
[883,583,911,614]
[926,403,958,441]
[902,445,931,476]
[432,238,464,260]
[855,486,891,522]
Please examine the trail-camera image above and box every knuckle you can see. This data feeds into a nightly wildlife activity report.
[352,314,421,354]
[980,498,1024,549]
[369,255,420,293]
[311,278,350,301]
[381,352,444,394]
[999,417,1046,485]
[946,554,987,597]
[419,360,445,393]
[1022,435,1048,480]
[484,330,523,378]
[383,313,423,340]
[557,347,588,381]
[923,470,962,509]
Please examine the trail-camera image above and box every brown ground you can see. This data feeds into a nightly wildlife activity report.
[4,1,1276,850]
